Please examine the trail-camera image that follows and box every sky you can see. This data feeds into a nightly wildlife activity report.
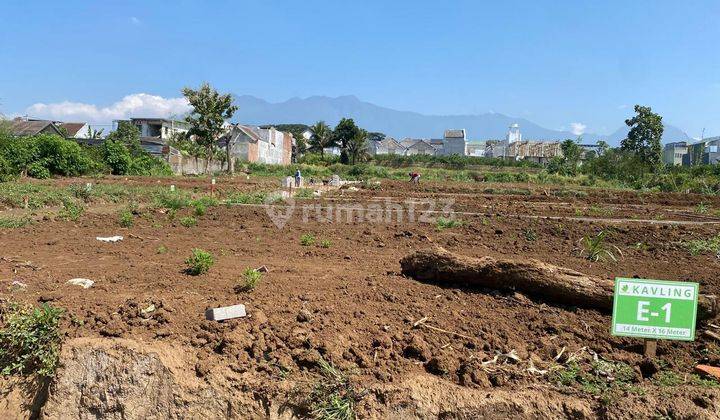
[1,0,719,137]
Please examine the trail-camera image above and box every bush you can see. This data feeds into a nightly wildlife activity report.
[180,216,197,227]
[185,248,214,275]
[436,217,463,230]
[238,268,262,292]
[58,199,84,221]
[101,140,132,175]
[300,234,316,246]
[119,210,134,227]
[0,302,63,377]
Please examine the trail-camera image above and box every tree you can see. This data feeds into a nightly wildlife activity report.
[596,140,610,156]
[308,121,333,157]
[621,105,664,171]
[332,118,361,164]
[86,126,104,140]
[182,83,238,173]
[106,121,143,155]
[346,129,368,165]
[367,132,386,143]
[548,139,583,176]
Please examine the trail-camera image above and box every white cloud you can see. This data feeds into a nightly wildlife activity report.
[26,93,192,123]
[130,16,141,25]
[617,104,629,110]
[569,122,587,136]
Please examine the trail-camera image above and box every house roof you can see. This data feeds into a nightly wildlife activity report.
[220,124,263,144]
[59,122,87,137]
[7,119,63,136]
[444,129,465,138]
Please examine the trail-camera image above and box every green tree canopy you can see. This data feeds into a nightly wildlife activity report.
[621,105,664,170]
[333,118,361,164]
[308,121,334,157]
[346,129,368,165]
[182,83,238,172]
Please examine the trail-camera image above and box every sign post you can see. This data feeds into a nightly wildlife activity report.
[612,278,699,356]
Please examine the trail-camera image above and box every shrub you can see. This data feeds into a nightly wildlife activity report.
[0,217,31,229]
[436,217,463,230]
[300,234,316,246]
[180,216,197,227]
[101,140,132,175]
[238,268,262,292]
[155,191,190,210]
[685,234,720,256]
[579,230,621,262]
[185,248,214,275]
[0,302,64,377]
[58,199,84,221]
[118,210,134,227]
[27,162,51,179]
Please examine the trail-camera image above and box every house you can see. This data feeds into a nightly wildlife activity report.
[219,124,293,165]
[59,122,92,139]
[683,138,720,165]
[442,129,467,155]
[119,118,190,140]
[466,142,486,157]
[505,140,562,163]
[663,142,688,166]
[368,136,405,155]
[7,118,64,137]
[402,139,440,156]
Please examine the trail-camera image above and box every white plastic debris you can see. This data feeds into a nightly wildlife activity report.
[96,236,124,243]
[205,304,247,321]
[67,278,94,289]
[10,281,27,290]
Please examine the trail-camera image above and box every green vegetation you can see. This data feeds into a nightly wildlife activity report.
[295,188,315,199]
[180,216,198,227]
[300,234,316,246]
[185,248,214,275]
[579,230,621,262]
[58,199,84,221]
[320,239,332,248]
[238,268,262,292]
[685,234,720,256]
[550,359,638,405]
[0,216,31,228]
[695,202,710,214]
[523,228,538,242]
[308,358,360,420]
[436,217,463,230]
[0,302,63,377]
[156,245,168,254]
[118,209,134,227]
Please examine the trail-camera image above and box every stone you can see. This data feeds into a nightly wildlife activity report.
[296,309,312,323]
[205,304,247,321]
[67,278,94,289]
[695,364,720,380]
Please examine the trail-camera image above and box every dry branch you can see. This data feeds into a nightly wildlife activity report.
[400,247,718,320]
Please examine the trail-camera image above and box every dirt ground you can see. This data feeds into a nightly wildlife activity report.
[2,176,720,418]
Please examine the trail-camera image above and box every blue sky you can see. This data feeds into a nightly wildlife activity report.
[1,0,718,137]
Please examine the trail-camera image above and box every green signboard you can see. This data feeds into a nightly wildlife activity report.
[611,278,699,341]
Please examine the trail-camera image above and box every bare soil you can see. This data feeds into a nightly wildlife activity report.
[1,176,720,418]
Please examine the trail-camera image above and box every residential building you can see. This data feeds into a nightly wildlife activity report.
[663,142,688,166]
[506,140,562,164]
[403,139,440,155]
[466,142,486,157]
[219,124,293,165]
[6,117,64,137]
[442,129,467,155]
[120,118,190,140]
[59,122,92,139]
[368,136,405,155]
[683,138,720,165]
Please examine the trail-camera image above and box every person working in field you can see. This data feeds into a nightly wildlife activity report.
[409,171,421,185]
[294,169,302,187]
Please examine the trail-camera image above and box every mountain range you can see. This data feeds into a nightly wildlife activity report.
[231,95,690,145]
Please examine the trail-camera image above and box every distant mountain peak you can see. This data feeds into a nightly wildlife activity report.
[231,94,689,145]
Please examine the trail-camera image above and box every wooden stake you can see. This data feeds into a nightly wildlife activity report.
[644,339,657,358]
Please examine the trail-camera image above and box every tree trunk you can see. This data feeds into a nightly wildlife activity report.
[226,142,234,174]
[400,247,718,320]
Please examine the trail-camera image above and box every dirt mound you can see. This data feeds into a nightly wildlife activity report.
[41,338,283,419]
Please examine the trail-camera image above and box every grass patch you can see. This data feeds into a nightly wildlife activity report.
[225,191,269,205]
[523,228,537,242]
[436,217,463,230]
[549,358,637,406]
[156,245,168,254]
[295,188,315,199]
[300,234,316,246]
[180,216,198,227]
[118,209,134,227]
[308,358,360,420]
[0,302,63,377]
[685,234,720,256]
[58,199,84,221]
[320,239,332,249]
[0,216,31,229]
[237,268,262,292]
[185,248,214,275]
[579,230,621,262]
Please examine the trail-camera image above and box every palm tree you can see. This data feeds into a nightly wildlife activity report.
[309,121,333,157]
[346,129,368,165]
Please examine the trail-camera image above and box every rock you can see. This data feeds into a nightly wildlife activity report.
[67,278,94,289]
[297,309,313,323]
[695,364,720,380]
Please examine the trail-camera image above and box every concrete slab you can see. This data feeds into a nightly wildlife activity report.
[205,304,247,321]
